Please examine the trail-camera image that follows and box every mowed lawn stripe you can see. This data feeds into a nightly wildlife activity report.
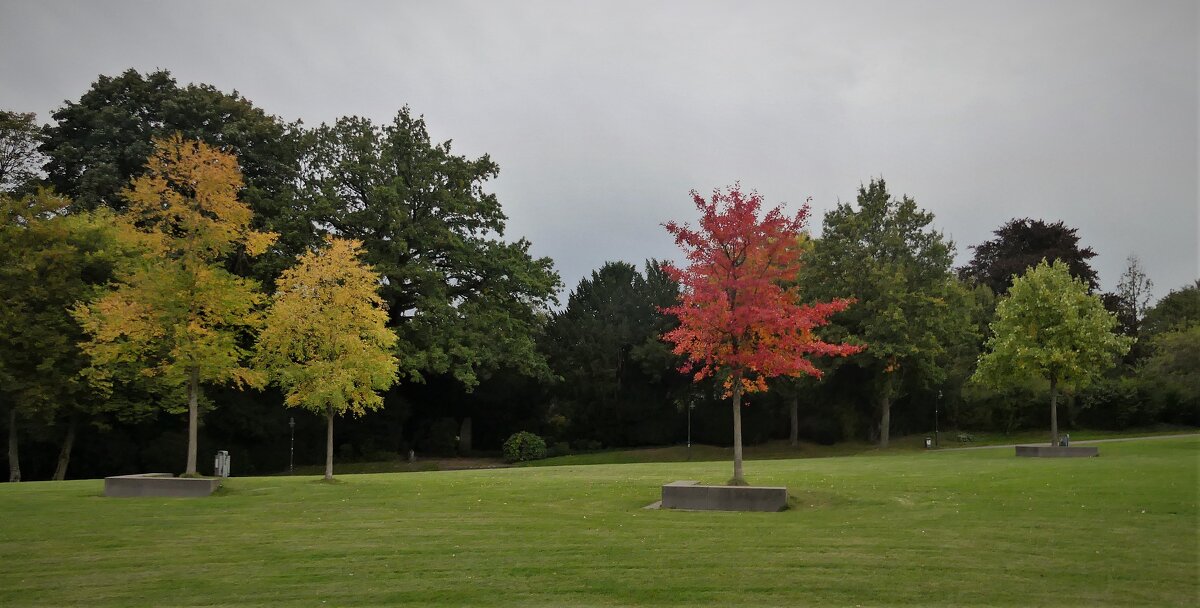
[0,437,1195,606]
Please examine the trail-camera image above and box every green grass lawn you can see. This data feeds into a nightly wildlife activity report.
[530,427,1199,467]
[1,437,1196,606]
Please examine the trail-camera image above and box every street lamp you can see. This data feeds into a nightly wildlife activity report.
[288,417,295,474]
[687,398,696,461]
[934,390,942,448]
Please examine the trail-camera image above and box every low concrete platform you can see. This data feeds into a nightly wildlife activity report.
[661,480,788,512]
[104,473,221,498]
[1015,445,1100,458]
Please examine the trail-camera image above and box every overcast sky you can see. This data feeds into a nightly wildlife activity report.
[2,0,1196,301]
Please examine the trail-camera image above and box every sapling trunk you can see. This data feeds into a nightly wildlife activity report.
[325,405,335,481]
[730,383,746,486]
[1049,376,1059,447]
[186,366,200,476]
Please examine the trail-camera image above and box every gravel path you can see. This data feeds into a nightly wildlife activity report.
[935,433,1199,452]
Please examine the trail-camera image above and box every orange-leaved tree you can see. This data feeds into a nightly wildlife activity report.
[73,134,277,476]
[662,185,863,485]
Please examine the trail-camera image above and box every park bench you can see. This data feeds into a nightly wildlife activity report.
[956,433,975,444]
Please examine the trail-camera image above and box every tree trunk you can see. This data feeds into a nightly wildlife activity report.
[1049,375,1059,447]
[458,417,472,454]
[878,371,895,448]
[186,366,200,476]
[789,395,799,447]
[7,408,19,483]
[730,382,746,486]
[52,415,78,481]
[879,392,892,449]
[325,406,335,481]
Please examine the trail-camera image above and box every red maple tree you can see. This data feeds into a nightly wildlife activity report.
[662,185,863,485]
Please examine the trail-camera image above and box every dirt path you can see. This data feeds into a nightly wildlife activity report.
[936,433,1199,452]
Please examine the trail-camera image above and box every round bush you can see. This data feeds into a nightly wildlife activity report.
[502,431,547,463]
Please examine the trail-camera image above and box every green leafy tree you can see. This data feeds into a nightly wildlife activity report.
[0,191,142,481]
[806,179,974,447]
[1141,280,1200,339]
[297,110,560,390]
[973,260,1132,445]
[256,237,398,480]
[0,111,44,194]
[73,135,277,476]
[1138,325,1200,424]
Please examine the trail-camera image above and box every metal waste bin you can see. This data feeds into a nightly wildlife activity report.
[1059,434,1070,447]
[924,437,933,449]
[214,450,231,478]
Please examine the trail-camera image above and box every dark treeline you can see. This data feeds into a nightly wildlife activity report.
[2,69,1197,480]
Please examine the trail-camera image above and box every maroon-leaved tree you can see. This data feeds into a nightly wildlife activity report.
[662,185,863,485]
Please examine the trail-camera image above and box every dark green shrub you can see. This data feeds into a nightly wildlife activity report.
[502,431,547,463]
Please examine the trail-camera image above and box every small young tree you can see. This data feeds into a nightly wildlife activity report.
[73,135,277,476]
[973,259,1132,445]
[662,185,862,485]
[256,237,398,480]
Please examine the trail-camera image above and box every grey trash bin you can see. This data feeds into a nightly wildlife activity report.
[214,450,231,477]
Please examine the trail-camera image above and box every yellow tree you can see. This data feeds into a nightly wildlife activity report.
[256,237,398,480]
[73,135,277,476]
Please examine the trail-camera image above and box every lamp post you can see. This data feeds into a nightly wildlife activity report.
[934,390,942,448]
[288,417,295,474]
[687,399,695,461]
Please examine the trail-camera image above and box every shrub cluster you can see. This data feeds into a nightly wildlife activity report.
[502,431,547,463]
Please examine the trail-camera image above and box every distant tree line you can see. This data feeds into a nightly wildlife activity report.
[1,69,1196,480]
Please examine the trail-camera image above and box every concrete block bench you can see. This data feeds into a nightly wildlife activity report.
[661,480,788,512]
[1015,445,1100,458]
[104,473,222,498]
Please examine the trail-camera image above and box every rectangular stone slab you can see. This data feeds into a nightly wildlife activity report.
[104,473,221,498]
[661,480,788,512]
[1015,445,1100,458]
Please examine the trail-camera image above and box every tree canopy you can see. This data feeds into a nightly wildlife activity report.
[542,260,682,446]
[297,109,560,389]
[256,237,398,480]
[72,135,276,475]
[0,111,43,194]
[805,178,973,447]
[960,218,1099,295]
[40,68,306,281]
[973,259,1132,444]
[663,185,860,484]
[0,191,136,481]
